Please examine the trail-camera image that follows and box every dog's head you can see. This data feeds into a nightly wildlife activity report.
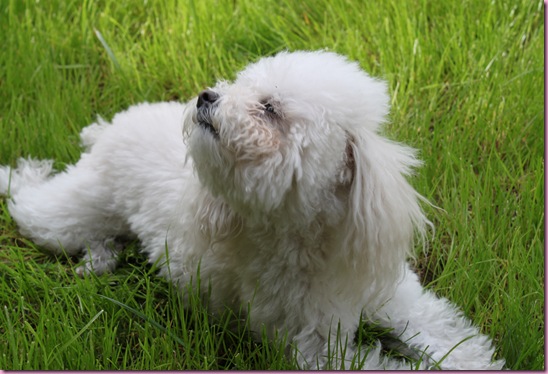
[184,51,428,286]
[185,51,388,213]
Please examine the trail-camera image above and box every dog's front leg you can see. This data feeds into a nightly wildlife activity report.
[289,322,423,370]
[369,264,504,370]
[290,322,355,370]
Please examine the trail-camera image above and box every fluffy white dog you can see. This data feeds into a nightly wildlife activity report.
[0,51,503,370]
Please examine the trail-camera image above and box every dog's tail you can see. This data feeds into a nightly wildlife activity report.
[0,158,54,197]
[79,116,110,151]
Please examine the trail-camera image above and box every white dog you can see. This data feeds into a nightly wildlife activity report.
[0,51,503,370]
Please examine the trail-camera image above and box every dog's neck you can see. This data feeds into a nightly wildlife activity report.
[198,185,347,241]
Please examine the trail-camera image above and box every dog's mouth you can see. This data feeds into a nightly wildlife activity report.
[199,120,219,138]
[196,109,219,138]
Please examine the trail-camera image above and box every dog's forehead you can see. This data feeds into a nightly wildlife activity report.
[233,51,384,107]
[238,52,355,95]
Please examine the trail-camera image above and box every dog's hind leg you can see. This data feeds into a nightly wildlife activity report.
[75,237,126,276]
[0,157,128,274]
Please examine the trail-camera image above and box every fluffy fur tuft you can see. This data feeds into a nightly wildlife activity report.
[0,51,503,370]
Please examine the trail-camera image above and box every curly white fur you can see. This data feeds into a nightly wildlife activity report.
[0,51,503,370]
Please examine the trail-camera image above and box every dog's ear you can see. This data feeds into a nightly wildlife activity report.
[335,135,355,186]
[340,131,429,296]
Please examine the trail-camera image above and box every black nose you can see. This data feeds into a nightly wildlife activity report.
[197,90,219,108]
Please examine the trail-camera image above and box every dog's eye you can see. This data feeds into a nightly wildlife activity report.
[264,103,276,114]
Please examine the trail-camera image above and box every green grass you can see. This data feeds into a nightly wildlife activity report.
[0,0,543,370]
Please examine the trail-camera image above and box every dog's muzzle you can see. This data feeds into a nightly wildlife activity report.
[196,89,220,138]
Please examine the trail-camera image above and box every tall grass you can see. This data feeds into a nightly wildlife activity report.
[0,0,543,370]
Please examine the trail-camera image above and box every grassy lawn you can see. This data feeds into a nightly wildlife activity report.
[0,0,543,370]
